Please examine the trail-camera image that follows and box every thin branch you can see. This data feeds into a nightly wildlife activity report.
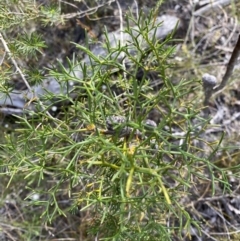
[133,0,139,20]
[0,32,32,92]
[62,0,116,19]
[193,0,233,16]
[116,0,127,79]
[202,34,240,109]
[0,32,57,120]
[214,34,240,92]
[0,51,6,66]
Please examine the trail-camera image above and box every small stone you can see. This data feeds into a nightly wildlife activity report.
[51,106,58,112]
[202,73,217,87]
[101,85,107,92]
[144,119,157,128]
[106,115,126,131]
[147,108,161,124]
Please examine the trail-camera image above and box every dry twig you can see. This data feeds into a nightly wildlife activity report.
[214,34,240,92]
[194,0,234,16]
[202,34,240,109]
[0,32,57,120]
[0,32,32,92]
[62,0,115,19]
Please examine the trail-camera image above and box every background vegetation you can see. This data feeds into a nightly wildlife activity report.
[0,0,240,240]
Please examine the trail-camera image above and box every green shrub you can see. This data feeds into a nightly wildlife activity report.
[0,1,227,240]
